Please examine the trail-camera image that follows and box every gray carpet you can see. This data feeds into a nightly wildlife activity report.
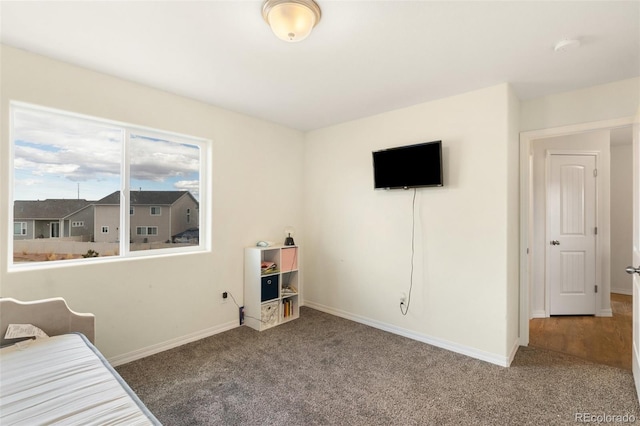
[116,307,640,425]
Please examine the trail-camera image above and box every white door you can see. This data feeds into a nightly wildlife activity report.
[630,123,640,397]
[547,154,597,315]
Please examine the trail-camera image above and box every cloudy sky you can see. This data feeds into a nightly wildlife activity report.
[13,106,200,201]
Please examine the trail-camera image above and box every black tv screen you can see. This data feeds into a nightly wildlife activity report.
[372,140,443,189]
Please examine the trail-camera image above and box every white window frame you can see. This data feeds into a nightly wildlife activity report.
[150,206,161,216]
[71,221,84,227]
[8,102,212,271]
[187,208,191,224]
[101,226,109,234]
[130,206,135,215]
[14,222,27,236]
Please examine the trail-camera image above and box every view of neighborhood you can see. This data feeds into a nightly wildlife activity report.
[11,104,204,265]
[13,190,199,263]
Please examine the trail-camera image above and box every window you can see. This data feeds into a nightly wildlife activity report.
[136,226,158,236]
[14,222,27,236]
[187,208,191,224]
[10,102,208,268]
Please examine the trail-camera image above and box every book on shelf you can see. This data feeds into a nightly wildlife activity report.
[282,298,294,318]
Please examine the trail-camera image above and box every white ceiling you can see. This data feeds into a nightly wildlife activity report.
[1,1,638,131]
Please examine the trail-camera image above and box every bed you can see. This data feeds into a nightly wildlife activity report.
[0,297,161,425]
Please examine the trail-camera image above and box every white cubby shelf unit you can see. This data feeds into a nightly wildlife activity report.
[244,245,300,331]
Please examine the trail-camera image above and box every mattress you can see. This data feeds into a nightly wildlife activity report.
[0,333,161,425]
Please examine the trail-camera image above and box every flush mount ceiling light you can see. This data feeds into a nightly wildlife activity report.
[262,0,321,42]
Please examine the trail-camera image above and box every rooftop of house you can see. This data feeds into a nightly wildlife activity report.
[14,199,93,220]
[14,191,199,220]
[95,191,196,206]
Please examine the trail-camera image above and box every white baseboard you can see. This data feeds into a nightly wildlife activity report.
[507,337,520,366]
[304,301,513,367]
[634,342,640,404]
[108,320,238,367]
[612,287,633,296]
[597,308,613,317]
[531,310,547,318]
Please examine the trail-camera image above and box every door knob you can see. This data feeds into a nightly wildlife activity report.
[550,240,560,246]
[626,266,640,275]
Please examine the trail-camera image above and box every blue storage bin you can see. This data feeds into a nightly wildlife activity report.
[261,275,279,302]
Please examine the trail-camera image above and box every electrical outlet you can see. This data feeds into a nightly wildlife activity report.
[399,292,407,305]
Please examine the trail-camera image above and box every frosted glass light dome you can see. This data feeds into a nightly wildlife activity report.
[262,0,321,42]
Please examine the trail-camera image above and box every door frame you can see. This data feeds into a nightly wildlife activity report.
[631,121,640,397]
[545,150,599,316]
[519,116,635,346]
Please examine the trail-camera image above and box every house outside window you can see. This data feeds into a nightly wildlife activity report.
[187,208,191,224]
[136,226,158,236]
[10,102,208,269]
[14,222,27,236]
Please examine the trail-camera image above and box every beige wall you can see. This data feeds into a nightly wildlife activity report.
[520,77,640,132]
[506,85,521,358]
[303,84,519,365]
[611,143,633,294]
[0,45,305,360]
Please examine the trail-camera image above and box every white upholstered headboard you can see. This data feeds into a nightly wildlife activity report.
[0,298,95,346]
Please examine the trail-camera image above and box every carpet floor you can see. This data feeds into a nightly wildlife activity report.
[116,307,639,425]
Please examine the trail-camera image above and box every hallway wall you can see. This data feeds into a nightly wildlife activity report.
[611,142,633,294]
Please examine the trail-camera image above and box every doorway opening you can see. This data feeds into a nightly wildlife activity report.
[519,120,634,369]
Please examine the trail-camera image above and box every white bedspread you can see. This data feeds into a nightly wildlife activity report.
[1,334,157,425]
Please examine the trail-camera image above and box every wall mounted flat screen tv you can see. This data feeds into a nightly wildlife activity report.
[372,140,443,189]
